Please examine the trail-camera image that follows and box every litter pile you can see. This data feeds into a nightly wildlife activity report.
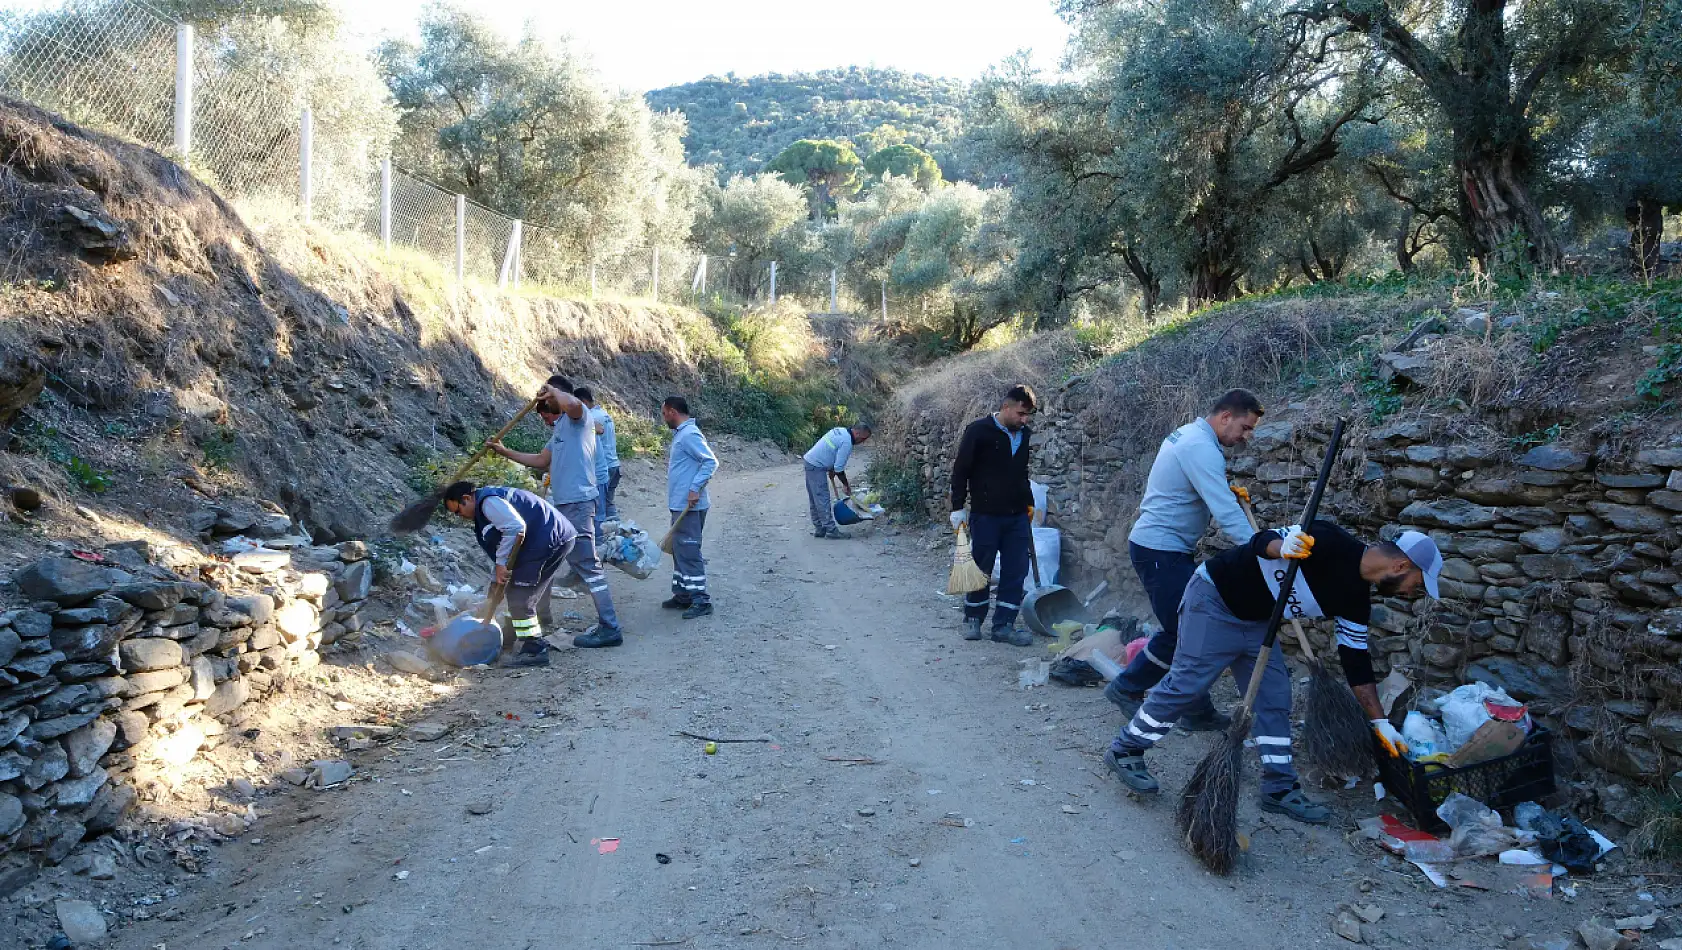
[599,521,661,580]
[1397,681,1535,768]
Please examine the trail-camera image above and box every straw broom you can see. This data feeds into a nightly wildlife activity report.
[390,395,542,533]
[1179,418,1345,875]
[947,523,989,595]
[1238,496,1375,780]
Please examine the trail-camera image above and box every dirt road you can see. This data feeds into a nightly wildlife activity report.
[122,451,1593,950]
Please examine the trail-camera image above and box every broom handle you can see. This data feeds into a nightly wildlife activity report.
[449,395,543,485]
[479,534,525,624]
[1237,418,1346,712]
[1237,496,1316,663]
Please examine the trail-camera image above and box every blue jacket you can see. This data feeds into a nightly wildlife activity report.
[666,419,719,511]
[471,487,576,585]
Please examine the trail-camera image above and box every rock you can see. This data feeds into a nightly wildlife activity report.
[62,719,116,777]
[1352,904,1384,924]
[85,852,116,880]
[111,581,185,611]
[329,723,398,741]
[28,709,100,740]
[33,683,93,719]
[1371,419,1430,443]
[1392,465,1438,488]
[335,560,374,601]
[50,768,106,807]
[1613,913,1659,931]
[1519,444,1589,472]
[247,624,280,651]
[466,799,494,815]
[204,676,250,717]
[1649,490,1682,512]
[387,651,433,675]
[118,667,188,697]
[275,600,319,643]
[82,781,135,833]
[1377,351,1431,387]
[1578,918,1633,950]
[408,721,451,742]
[1525,613,1571,665]
[297,572,331,599]
[49,623,120,662]
[14,557,127,606]
[55,898,107,944]
[1636,448,1682,467]
[310,759,353,787]
[1599,472,1666,488]
[54,594,136,627]
[188,655,216,701]
[111,710,148,751]
[1249,422,1295,453]
[1464,657,1566,702]
[280,767,310,786]
[1586,502,1672,534]
[0,626,19,667]
[24,741,69,790]
[1508,937,1571,950]
[233,550,291,573]
[1332,910,1364,943]
[0,792,22,836]
[119,636,182,672]
[0,751,29,781]
[1581,738,1661,779]
[0,710,26,745]
[1401,498,1498,529]
[1421,644,1463,668]
[8,648,62,677]
[338,540,370,561]
[1519,526,1568,553]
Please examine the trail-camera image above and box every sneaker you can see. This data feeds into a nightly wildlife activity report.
[813,528,826,538]
[1259,785,1331,825]
[573,625,623,648]
[1104,679,1144,717]
[1104,748,1160,794]
[991,625,1033,647]
[506,638,550,668]
[962,618,984,641]
[1179,706,1234,732]
[682,602,713,620]
[661,597,691,610]
[821,528,847,540]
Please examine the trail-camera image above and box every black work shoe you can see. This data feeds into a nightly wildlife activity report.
[1105,748,1160,794]
[1259,785,1331,825]
[821,528,847,540]
[1178,706,1233,732]
[682,603,713,620]
[962,618,984,641]
[1007,626,1034,647]
[813,528,826,538]
[1104,679,1144,717]
[573,625,623,648]
[506,638,550,667]
[989,625,1015,644]
[661,597,691,610]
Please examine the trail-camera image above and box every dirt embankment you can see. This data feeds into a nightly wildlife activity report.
[0,96,774,557]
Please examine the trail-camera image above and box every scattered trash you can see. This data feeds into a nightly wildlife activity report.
[592,838,621,854]
[927,789,942,796]
[1499,850,1549,866]
[1612,913,1658,931]
[1060,804,1080,815]
[604,522,662,579]
[704,742,718,755]
[1436,792,1522,857]
[1018,658,1050,689]
[656,853,671,865]
[909,857,921,867]
[1516,802,1606,873]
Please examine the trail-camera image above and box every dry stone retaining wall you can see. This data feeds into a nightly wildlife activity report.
[1,538,373,864]
[886,382,1682,797]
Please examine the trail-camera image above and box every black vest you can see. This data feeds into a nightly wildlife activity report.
[471,487,576,584]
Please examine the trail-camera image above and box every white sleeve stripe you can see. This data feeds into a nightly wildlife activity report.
[1336,617,1369,650]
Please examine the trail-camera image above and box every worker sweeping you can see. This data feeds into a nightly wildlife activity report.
[441,481,579,667]
[662,396,719,619]
[488,375,624,649]
[802,422,871,540]
[950,384,1037,646]
[577,387,622,529]
[1103,520,1440,822]
[1106,389,1266,731]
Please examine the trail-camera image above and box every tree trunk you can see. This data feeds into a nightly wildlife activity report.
[1188,214,1243,305]
[1395,209,1417,273]
[1626,196,1664,278]
[1455,143,1561,268]
[1120,245,1161,316]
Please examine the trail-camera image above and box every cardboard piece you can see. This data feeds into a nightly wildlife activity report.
[1446,720,1527,768]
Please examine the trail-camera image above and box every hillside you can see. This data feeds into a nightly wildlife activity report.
[645,66,969,180]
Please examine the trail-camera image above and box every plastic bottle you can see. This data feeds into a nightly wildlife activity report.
[1086,649,1122,682]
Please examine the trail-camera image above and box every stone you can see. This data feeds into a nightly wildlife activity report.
[408,721,451,742]
[233,550,290,573]
[1459,537,1524,560]
[1650,712,1682,754]
[1332,909,1364,943]
[119,636,182,672]
[297,572,332,599]
[338,540,370,561]
[111,710,148,750]
[1463,657,1566,701]
[62,718,116,777]
[0,709,26,745]
[188,655,216,700]
[275,600,319,643]
[23,741,69,789]
[1248,421,1295,452]
[1404,445,1447,465]
[1447,444,1502,467]
[204,676,250,717]
[310,759,353,787]
[1578,918,1633,950]
[0,751,28,781]
[1636,448,1682,467]
[0,626,19,667]
[49,623,119,661]
[0,792,21,836]
[1599,472,1666,488]
[82,782,135,833]
[1649,491,1682,512]
[247,624,280,651]
[27,710,100,740]
[1519,526,1568,553]
[55,899,107,944]
[50,768,106,807]
[1581,738,1660,779]
[387,651,433,675]
[336,560,374,601]
[1401,498,1498,529]
[1377,351,1431,387]
[53,594,135,627]
[118,667,188,697]
[15,558,126,606]
[1392,465,1438,488]
[1440,558,1481,582]
[1586,502,1672,534]
[33,682,93,719]
[1519,444,1588,472]
[329,723,398,741]
[57,661,116,682]
[111,581,185,611]
[1257,461,1315,482]
[1525,613,1571,665]
[280,767,310,786]
[1498,506,1563,526]
[5,608,53,638]
[182,625,220,657]
[1371,419,1430,443]
[1422,644,1463,668]
[8,649,62,677]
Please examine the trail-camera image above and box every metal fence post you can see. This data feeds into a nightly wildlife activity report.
[455,194,466,284]
[379,159,392,252]
[769,261,777,304]
[299,106,313,222]
[651,247,660,300]
[829,268,838,312]
[499,220,522,289]
[173,24,193,157]
[881,280,888,321]
[692,255,707,295]
[589,263,597,301]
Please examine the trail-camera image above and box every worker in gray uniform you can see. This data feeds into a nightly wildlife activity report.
[802,423,871,539]
[442,481,579,668]
[1104,520,1441,824]
[489,375,624,648]
[1106,389,1264,730]
[661,395,719,619]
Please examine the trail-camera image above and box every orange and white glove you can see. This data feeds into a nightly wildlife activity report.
[1279,525,1314,560]
[1230,484,1250,504]
[950,510,968,531]
[1373,719,1409,758]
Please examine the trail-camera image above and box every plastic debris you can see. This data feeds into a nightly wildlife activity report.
[592,838,621,854]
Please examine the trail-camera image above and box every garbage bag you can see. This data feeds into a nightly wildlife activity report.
[1049,657,1104,687]
[1401,711,1450,760]
[1436,682,1520,750]
[1028,524,1061,591]
[1516,803,1601,873]
[1436,792,1520,857]
[605,529,660,580]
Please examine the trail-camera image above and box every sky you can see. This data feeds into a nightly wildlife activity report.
[338,0,1074,91]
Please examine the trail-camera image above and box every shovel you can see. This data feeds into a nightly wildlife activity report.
[1021,523,1082,637]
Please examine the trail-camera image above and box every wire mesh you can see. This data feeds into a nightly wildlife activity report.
[386,171,459,269]
[462,198,514,283]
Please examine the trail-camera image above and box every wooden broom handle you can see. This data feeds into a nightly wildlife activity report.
[479,534,525,624]
[1237,495,1316,662]
[448,395,543,485]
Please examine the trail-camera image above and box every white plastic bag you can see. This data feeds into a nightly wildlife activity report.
[1401,710,1449,759]
[1030,481,1050,526]
[1436,682,1519,750]
[606,529,660,580]
[1029,525,1061,592]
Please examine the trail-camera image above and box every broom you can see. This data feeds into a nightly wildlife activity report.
[1178,417,1344,875]
[1238,495,1375,779]
[390,395,542,533]
[947,523,989,595]
[659,502,694,555]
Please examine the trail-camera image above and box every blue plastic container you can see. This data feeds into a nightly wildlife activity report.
[833,498,863,526]
[430,614,502,667]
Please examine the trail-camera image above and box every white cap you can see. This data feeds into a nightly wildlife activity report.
[1395,530,1442,599]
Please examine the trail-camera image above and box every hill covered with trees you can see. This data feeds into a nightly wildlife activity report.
[645,67,970,181]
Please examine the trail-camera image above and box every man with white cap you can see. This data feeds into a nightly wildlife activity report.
[1102,519,1442,824]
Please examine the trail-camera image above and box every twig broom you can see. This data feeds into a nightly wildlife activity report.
[1238,496,1375,779]
[390,395,542,534]
[947,523,989,595]
[1178,418,1344,875]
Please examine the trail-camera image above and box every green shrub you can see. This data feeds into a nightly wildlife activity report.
[866,455,926,514]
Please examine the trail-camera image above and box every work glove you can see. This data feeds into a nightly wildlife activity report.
[1230,484,1250,504]
[1279,525,1314,560]
[950,510,969,531]
[1373,719,1409,758]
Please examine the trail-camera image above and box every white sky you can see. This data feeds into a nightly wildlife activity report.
[337,0,1073,92]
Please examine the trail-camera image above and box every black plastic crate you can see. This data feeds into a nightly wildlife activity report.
[1376,728,1556,832]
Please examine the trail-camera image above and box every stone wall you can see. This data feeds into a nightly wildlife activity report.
[886,385,1682,794]
[1,539,374,864]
